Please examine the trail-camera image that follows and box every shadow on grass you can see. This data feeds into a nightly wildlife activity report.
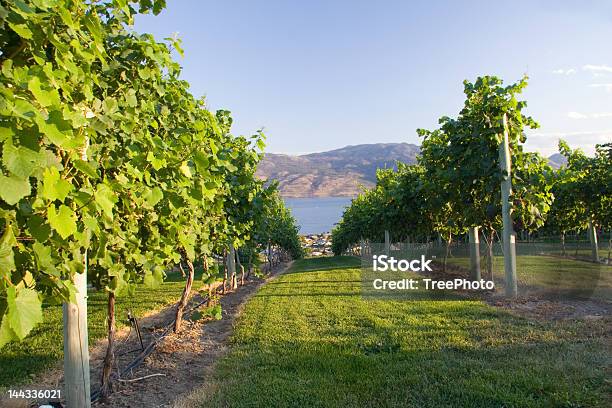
[208,323,607,408]
[255,292,361,298]
[286,256,361,274]
[0,354,59,388]
[269,280,363,285]
[284,265,361,274]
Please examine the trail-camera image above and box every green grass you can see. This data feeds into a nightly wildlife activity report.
[200,256,609,408]
[446,255,612,299]
[291,255,361,272]
[0,270,200,389]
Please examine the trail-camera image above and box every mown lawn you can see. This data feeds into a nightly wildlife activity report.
[199,256,609,408]
[445,255,612,300]
[0,270,201,389]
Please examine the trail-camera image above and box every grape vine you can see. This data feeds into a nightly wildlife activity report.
[0,0,303,398]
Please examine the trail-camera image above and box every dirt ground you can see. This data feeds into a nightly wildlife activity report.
[0,262,291,408]
[432,261,612,321]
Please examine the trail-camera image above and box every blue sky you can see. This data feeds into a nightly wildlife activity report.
[134,0,612,156]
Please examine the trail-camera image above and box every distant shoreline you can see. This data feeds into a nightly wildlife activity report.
[284,197,352,235]
[281,194,356,199]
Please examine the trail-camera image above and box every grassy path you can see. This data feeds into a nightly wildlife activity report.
[199,256,609,408]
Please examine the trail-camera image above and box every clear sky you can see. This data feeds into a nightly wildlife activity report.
[134,0,612,156]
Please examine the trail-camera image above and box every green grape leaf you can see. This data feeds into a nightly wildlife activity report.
[36,111,80,149]
[12,0,34,14]
[108,274,127,294]
[0,126,14,142]
[27,215,51,242]
[42,167,73,202]
[0,314,18,349]
[60,279,78,304]
[153,266,164,284]
[83,215,100,236]
[146,151,166,170]
[0,225,17,277]
[8,23,33,39]
[144,187,163,207]
[179,161,192,178]
[126,89,137,107]
[28,76,60,108]
[143,267,163,289]
[12,99,37,120]
[204,304,222,320]
[2,138,39,179]
[193,151,209,172]
[94,184,117,220]
[32,242,55,271]
[0,174,31,205]
[48,204,77,239]
[6,286,43,340]
[57,7,75,29]
[190,310,204,321]
[73,160,98,178]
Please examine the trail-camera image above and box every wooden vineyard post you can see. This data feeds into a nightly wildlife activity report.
[228,244,237,289]
[499,113,518,297]
[561,231,566,257]
[63,260,91,407]
[235,248,242,287]
[63,140,91,407]
[608,229,612,265]
[267,241,272,272]
[468,226,481,281]
[384,230,390,255]
[588,220,599,262]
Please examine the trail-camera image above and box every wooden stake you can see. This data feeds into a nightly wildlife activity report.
[234,248,241,288]
[228,244,236,288]
[100,291,116,399]
[588,220,599,262]
[63,265,91,407]
[468,226,481,281]
[267,241,272,272]
[63,140,91,407]
[384,230,390,255]
[499,113,517,297]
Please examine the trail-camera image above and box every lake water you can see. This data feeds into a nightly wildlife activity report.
[284,197,352,235]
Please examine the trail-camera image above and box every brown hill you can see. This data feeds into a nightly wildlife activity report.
[256,143,419,197]
[256,143,564,198]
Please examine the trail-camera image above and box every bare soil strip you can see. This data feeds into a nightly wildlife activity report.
[430,262,611,321]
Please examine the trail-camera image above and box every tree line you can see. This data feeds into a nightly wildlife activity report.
[332,76,611,271]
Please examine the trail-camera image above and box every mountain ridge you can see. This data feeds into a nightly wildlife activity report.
[256,143,565,198]
[256,143,419,197]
